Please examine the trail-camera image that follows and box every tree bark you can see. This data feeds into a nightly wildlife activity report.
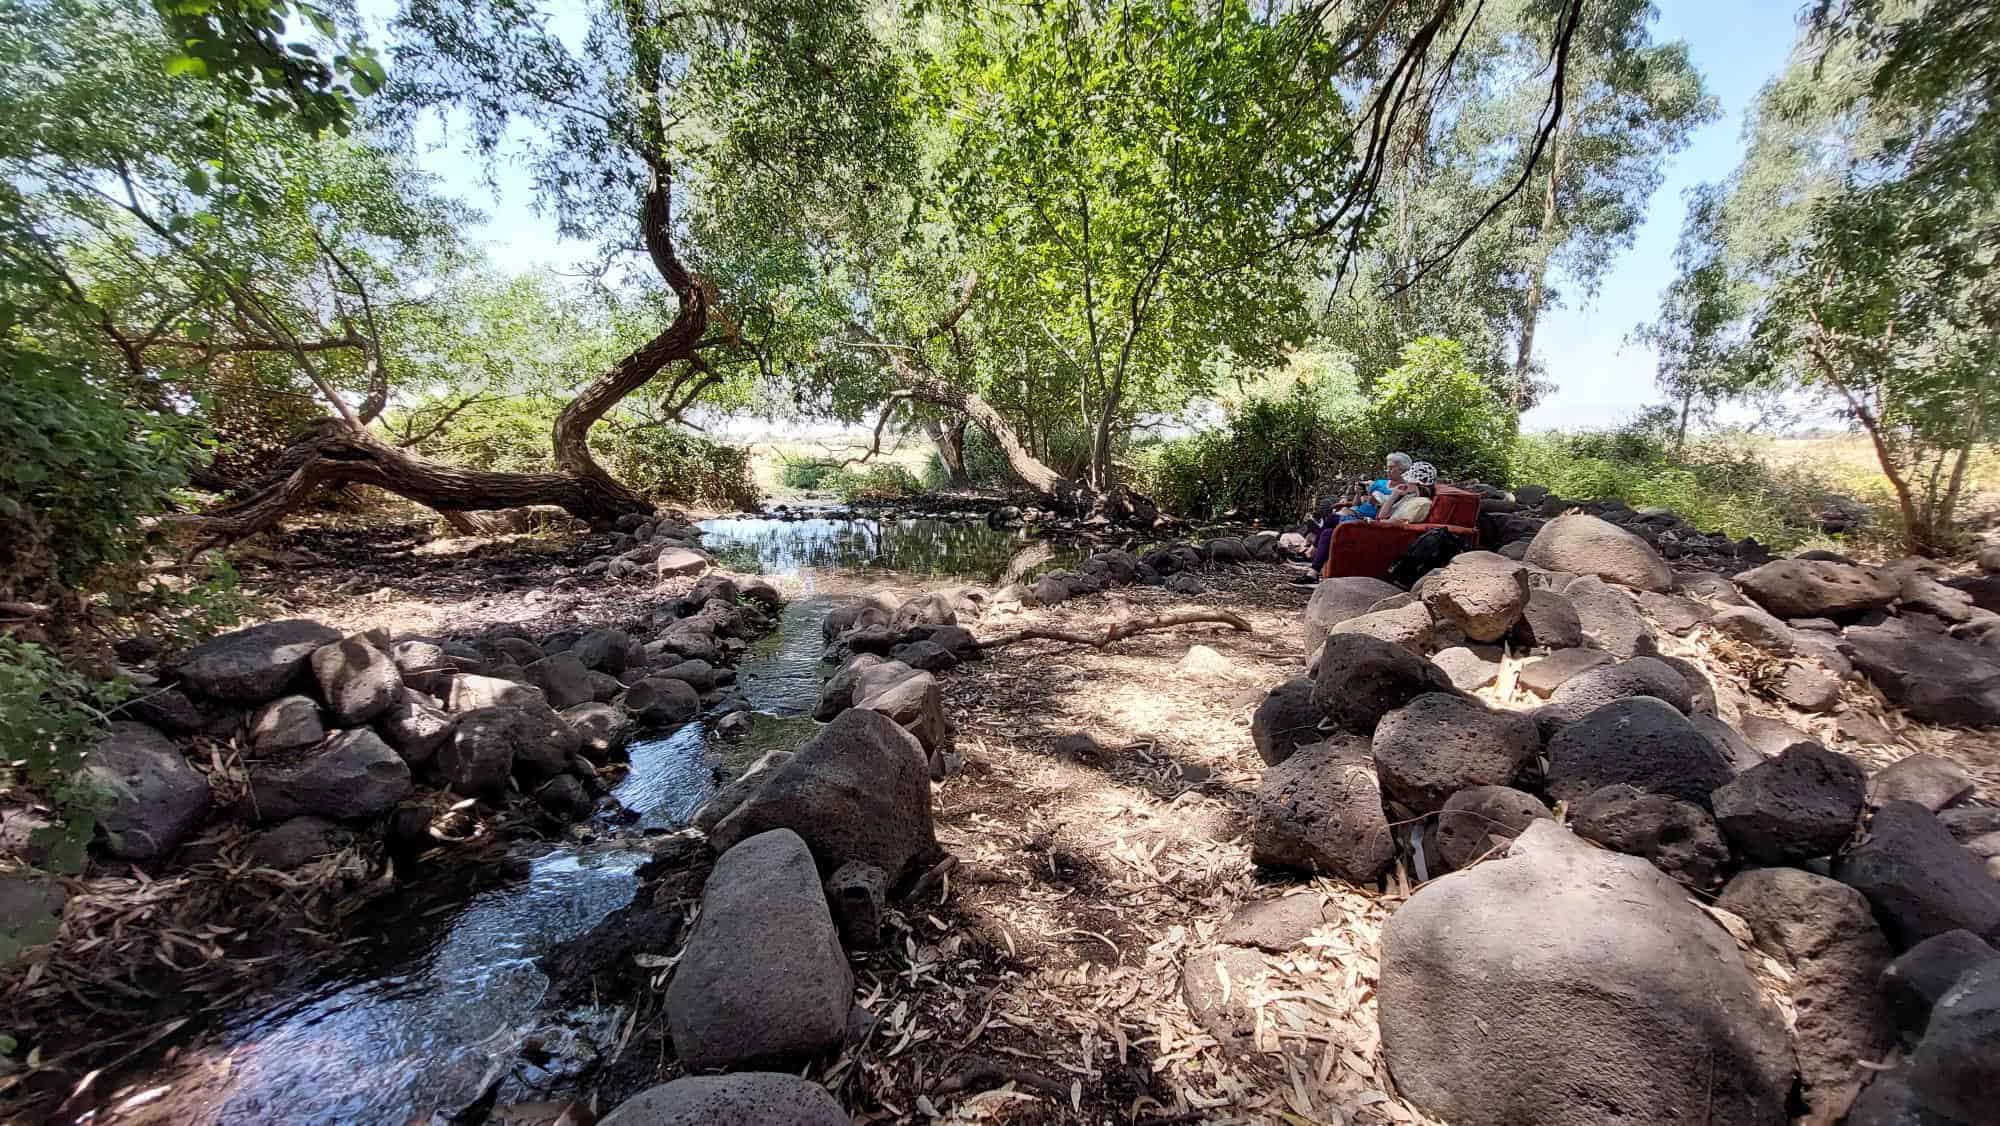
[178,167,705,540]
[924,417,972,488]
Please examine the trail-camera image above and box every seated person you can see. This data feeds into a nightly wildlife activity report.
[1333,451,1414,523]
[1380,461,1439,523]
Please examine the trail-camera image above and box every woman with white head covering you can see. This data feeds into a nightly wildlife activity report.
[1384,461,1438,523]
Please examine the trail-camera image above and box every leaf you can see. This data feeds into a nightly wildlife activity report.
[184,166,210,195]
[164,54,208,78]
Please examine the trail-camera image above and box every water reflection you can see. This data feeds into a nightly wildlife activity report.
[699,516,1081,583]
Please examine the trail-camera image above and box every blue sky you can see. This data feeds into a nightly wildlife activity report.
[1523,0,1803,430]
[398,0,1805,433]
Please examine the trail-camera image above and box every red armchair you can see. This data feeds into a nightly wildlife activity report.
[1320,485,1481,581]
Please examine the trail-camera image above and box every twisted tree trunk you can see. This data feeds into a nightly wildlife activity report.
[924,418,971,488]
[176,168,706,540]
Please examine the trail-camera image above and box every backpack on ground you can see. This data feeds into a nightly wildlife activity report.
[1385,527,1467,589]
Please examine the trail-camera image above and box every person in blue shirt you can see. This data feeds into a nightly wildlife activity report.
[1296,452,1413,582]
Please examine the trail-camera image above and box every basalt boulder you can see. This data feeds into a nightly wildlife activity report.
[1250,739,1396,883]
[1371,693,1540,813]
[83,722,212,861]
[1378,821,1793,1126]
[708,709,939,886]
[1310,634,1456,736]
[1735,557,1899,619]
[1303,577,1403,656]
[1420,553,1530,643]
[178,618,341,702]
[1711,743,1867,864]
[1251,677,1322,767]
[249,728,412,823]
[1545,697,1732,807]
[1522,514,1673,592]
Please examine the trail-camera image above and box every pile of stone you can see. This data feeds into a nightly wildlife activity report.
[55,517,782,875]
[1473,483,1776,572]
[1237,513,2000,1125]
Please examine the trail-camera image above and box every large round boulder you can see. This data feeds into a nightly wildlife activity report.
[1250,739,1396,883]
[1302,576,1403,657]
[1378,821,1794,1126]
[708,709,939,887]
[249,728,413,823]
[309,634,404,725]
[1326,600,1435,656]
[1523,514,1673,592]
[1371,693,1540,813]
[665,829,852,1073]
[1734,557,1899,618]
[1251,677,1321,766]
[1539,656,1694,730]
[177,618,342,701]
[1710,743,1867,865]
[1421,554,1530,643]
[1545,696,1733,807]
[81,722,212,861]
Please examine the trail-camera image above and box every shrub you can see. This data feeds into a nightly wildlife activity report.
[1132,391,1378,521]
[0,351,195,617]
[1364,337,1516,484]
[778,457,839,490]
[598,428,760,510]
[921,426,1018,490]
[1508,418,1853,551]
[829,463,923,502]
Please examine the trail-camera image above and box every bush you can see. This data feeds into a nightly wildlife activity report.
[1508,418,1849,551]
[779,457,839,490]
[598,428,760,510]
[829,463,923,502]
[921,426,1018,490]
[1364,337,1516,484]
[1132,391,1378,521]
[0,351,195,616]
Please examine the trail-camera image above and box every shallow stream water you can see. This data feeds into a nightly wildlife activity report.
[112,516,1077,1125]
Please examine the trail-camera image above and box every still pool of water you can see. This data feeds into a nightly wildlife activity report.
[111,516,1078,1125]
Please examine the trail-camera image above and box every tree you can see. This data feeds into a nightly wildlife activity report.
[1327,0,1713,410]
[1644,0,2000,554]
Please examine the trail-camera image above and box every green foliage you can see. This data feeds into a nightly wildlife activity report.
[1132,350,1375,521]
[921,427,1015,492]
[1365,338,1517,484]
[828,464,922,504]
[0,346,194,615]
[598,428,759,511]
[778,458,838,491]
[151,0,383,134]
[1508,418,1845,551]
[0,636,127,874]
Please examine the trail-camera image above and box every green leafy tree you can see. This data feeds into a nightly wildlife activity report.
[1364,336,1517,482]
[1644,1,2000,553]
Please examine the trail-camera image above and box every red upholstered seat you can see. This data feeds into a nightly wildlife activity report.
[1319,485,1480,581]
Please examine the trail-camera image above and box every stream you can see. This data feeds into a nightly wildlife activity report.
[109,516,1079,1126]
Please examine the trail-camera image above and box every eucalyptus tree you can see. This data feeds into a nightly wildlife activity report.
[1327,0,1712,410]
[1643,0,2000,553]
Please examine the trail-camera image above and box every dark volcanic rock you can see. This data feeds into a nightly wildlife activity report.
[1906,961,2000,1123]
[1509,589,1583,650]
[82,722,211,861]
[1370,693,1540,813]
[1569,783,1730,890]
[1711,743,1867,864]
[1835,801,2000,948]
[1564,576,1657,658]
[1847,618,2000,726]
[709,709,939,887]
[1880,929,1998,1038]
[178,619,341,701]
[1539,656,1694,730]
[1303,576,1403,656]
[1546,697,1732,807]
[1251,739,1396,883]
[1251,677,1322,766]
[598,1073,849,1126]
[1310,634,1456,736]
[249,728,412,823]
[1735,557,1900,618]
[665,829,852,1072]
[1523,514,1673,592]
[1433,785,1550,871]
[1517,647,1612,697]
[309,634,404,724]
